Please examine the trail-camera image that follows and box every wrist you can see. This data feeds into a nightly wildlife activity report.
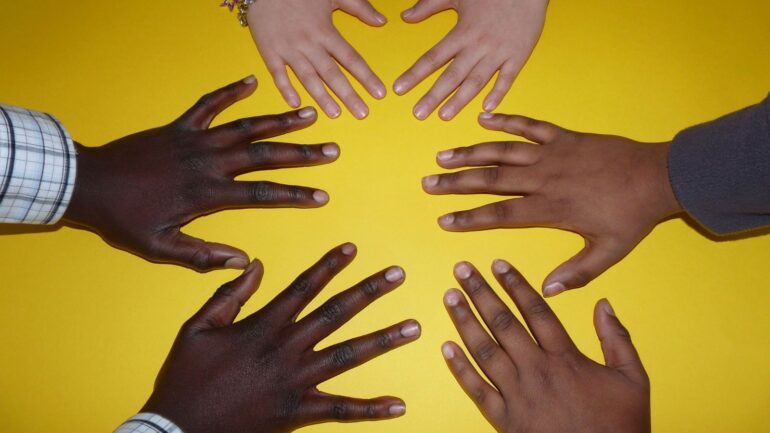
[61,143,104,230]
[649,141,683,218]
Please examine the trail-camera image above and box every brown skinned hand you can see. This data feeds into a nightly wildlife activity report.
[143,243,420,433]
[62,76,340,272]
[441,260,650,433]
[422,113,683,296]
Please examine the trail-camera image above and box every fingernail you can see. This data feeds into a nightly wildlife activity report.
[444,289,461,306]
[287,94,300,108]
[224,257,249,269]
[543,282,566,297]
[327,104,341,118]
[313,190,329,204]
[298,106,316,119]
[437,150,454,161]
[352,102,368,120]
[373,84,386,99]
[401,8,414,19]
[414,104,428,120]
[602,299,616,317]
[441,342,455,359]
[483,98,498,112]
[385,266,405,283]
[321,143,339,158]
[394,82,406,96]
[389,404,406,416]
[439,106,455,121]
[439,213,455,226]
[422,175,439,188]
[492,259,511,274]
[479,112,494,120]
[376,13,387,24]
[400,321,421,338]
[242,74,256,84]
[341,243,356,255]
[454,262,472,280]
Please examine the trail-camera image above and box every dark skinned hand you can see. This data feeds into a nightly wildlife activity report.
[441,260,650,433]
[62,76,339,272]
[143,243,420,433]
[423,113,683,296]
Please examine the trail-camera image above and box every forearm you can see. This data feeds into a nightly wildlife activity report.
[113,413,183,433]
[668,93,770,235]
[0,104,77,224]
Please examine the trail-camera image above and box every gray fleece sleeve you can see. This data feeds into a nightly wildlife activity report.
[668,93,770,236]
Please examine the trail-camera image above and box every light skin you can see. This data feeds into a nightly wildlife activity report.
[247,0,387,119]
[143,243,420,433]
[63,76,339,272]
[423,113,683,295]
[442,259,650,433]
[394,0,548,120]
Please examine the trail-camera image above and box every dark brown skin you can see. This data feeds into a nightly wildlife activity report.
[442,260,650,433]
[62,76,339,272]
[423,113,683,296]
[143,243,420,433]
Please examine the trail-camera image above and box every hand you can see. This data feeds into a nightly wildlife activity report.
[62,76,340,272]
[422,113,683,295]
[394,0,547,120]
[143,243,420,433]
[247,0,387,119]
[442,260,650,433]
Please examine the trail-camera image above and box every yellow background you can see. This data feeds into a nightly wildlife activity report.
[1,1,769,432]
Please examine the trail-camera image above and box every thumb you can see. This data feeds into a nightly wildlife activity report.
[542,238,628,297]
[337,0,388,26]
[148,229,251,273]
[185,260,265,332]
[401,0,451,23]
[594,299,649,385]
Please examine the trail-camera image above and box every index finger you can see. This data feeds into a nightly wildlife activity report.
[491,259,577,355]
[177,75,258,130]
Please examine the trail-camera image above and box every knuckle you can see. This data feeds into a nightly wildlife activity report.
[288,186,306,202]
[491,310,516,332]
[247,143,273,165]
[482,167,500,186]
[441,66,460,83]
[465,276,486,296]
[278,390,302,417]
[492,201,510,221]
[422,49,441,69]
[189,247,213,271]
[473,341,498,361]
[331,343,356,367]
[340,48,363,66]
[289,276,312,297]
[377,331,394,349]
[249,182,277,203]
[526,299,552,320]
[319,302,343,324]
[298,145,314,160]
[331,400,348,419]
[465,75,485,91]
[473,387,488,404]
[360,278,380,297]
[364,404,377,418]
[233,118,255,134]
[324,254,340,270]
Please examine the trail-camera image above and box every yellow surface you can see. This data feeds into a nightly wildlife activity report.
[1,1,769,432]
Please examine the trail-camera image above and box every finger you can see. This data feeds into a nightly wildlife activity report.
[326,34,386,99]
[441,341,506,427]
[216,181,330,209]
[337,0,388,26]
[312,320,421,380]
[401,0,451,23]
[422,166,540,196]
[221,141,339,176]
[491,260,577,355]
[259,243,357,323]
[478,113,566,144]
[183,260,264,332]
[287,55,342,118]
[444,288,517,390]
[305,47,369,119]
[435,141,540,169]
[205,107,318,147]
[483,60,521,112]
[594,299,649,385]
[453,262,538,364]
[437,197,558,232]
[148,229,250,273]
[264,54,302,108]
[177,75,258,130]
[438,60,500,121]
[413,51,483,120]
[294,266,406,345]
[393,34,460,96]
[301,393,406,423]
[542,238,628,296]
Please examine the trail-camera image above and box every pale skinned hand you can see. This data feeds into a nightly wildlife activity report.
[394,0,548,120]
[63,76,340,272]
[422,113,683,296]
[442,260,650,433]
[247,0,387,119]
[143,243,420,433]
